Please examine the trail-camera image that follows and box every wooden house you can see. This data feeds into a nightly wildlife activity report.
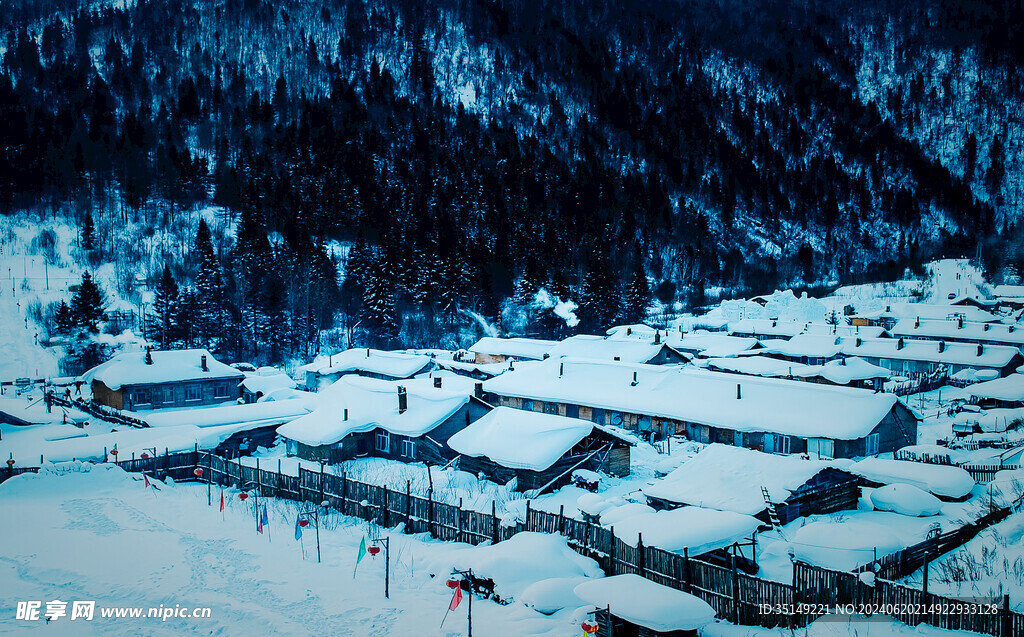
[277,375,490,464]
[483,358,918,458]
[575,575,716,637]
[239,367,297,403]
[447,407,632,493]
[890,317,1024,349]
[969,374,1024,408]
[83,348,244,411]
[298,349,433,391]
[840,337,1023,377]
[546,334,688,365]
[644,444,860,525]
[467,337,557,364]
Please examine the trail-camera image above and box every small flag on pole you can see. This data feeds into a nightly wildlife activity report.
[449,584,463,611]
[220,490,225,512]
[353,536,368,578]
[258,504,268,534]
[294,515,303,541]
[143,472,150,489]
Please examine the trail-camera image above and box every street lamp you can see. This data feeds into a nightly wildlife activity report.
[298,500,329,564]
[369,537,389,598]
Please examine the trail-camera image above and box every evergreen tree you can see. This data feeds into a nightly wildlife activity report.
[578,243,619,332]
[53,300,75,334]
[175,286,200,347]
[70,271,104,333]
[622,253,651,323]
[154,264,179,348]
[194,219,224,347]
[80,212,95,251]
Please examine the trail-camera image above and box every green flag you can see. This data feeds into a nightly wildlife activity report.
[353,536,368,578]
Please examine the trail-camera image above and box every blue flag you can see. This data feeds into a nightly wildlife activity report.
[261,504,269,528]
[294,515,303,541]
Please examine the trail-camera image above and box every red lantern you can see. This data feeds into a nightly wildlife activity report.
[141,453,149,459]
[110,449,119,456]
[367,545,381,556]
[446,578,461,589]
[581,620,599,634]
[238,492,249,501]
[297,519,309,527]
[193,468,204,478]
[5,459,14,468]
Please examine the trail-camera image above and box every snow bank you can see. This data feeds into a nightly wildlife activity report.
[599,502,655,526]
[519,576,589,614]
[793,521,906,571]
[574,574,716,632]
[850,458,975,500]
[447,407,593,472]
[868,484,943,517]
[429,532,603,601]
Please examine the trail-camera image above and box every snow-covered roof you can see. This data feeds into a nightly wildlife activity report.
[573,574,716,632]
[858,302,997,323]
[644,444,839,514]
[667,332,761,358]
[299,349,432,380]
[447,407,593,472]
[969,374,1024,403]
[605,324,659,340]
[545,334,678,364]
[793,357,890,384]
[849,458,975,499]
[483,359,902,440]
[706,356,808,377]
[610,506,762,555]
[239,371,297,395]
[954,407,1024,433]
[83,349,244,391]
[890,319,1024,347]
[760,334,842,359]
[144,399,313,428]
[728,318,807,338]
[467,337,557,360]
[276,375,471,447]
[433,359,512,377]
[840,337,1019,368]
[993,285,1024,299]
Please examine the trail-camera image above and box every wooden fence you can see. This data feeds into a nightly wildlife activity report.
[1,451,1022,636]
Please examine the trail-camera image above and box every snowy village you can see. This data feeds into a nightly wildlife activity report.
[4,256,1024,637]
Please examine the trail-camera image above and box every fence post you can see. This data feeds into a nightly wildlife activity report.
[491,500,498,544]
[1001,593,1011,637]
[277,459,281,498]
[609,527,616,574]
[256,457,261,497]
[320,464,326,506]
[558,504,565,535]
[637,533,645,577]
[731,553,740,624]
[525,500,531,531]
[683,547,691,593]
[922,549,929,596]
[341,472,348,515]
[298,466,305,502]
[383,485,390,528]
[406,480,412,530]
[427,488,434,539]
[457,497,463,543]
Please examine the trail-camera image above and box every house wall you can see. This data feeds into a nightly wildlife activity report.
[120,378,238,411]
[91,381,123,410]
[474,353,507,364]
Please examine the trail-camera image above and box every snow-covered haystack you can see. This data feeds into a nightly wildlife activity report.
[850,458,975,500]
[428,532,603,602]
[519,576,589,615]
[792,521,905,571]
[868,484,943,517]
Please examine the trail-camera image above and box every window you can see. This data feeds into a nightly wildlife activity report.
[375,431,390,453]
[134,389,152,405]
[401,439,416,459]
[163,388,174,403]
[185,385,201,401]
[865,433,880,457]
[565,404,579,419]
[543,402,558,415]
[214,384,229,398]
[522,400,534,412]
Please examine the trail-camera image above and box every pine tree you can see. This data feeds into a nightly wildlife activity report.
[194,219,223,347]
[70,271,104,333]
[361,251,398,345]
[154,264,179,348]
[579,244,618,332]
[53,300,75,334]
[175,286,200,347]
[622,254,651,324]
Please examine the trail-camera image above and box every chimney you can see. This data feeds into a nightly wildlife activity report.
[855,337,862,347]
[397,386,408,414]
[366,348,371,357]
[938,340,945,353]
[885,305,891,312]
[977,344,984,357]
[474,382,484,399]
[559,363,564,377]
[144,347,153,365]
[1010,325,1016,334]
[613,356,621,361]
[654,331,661,344]
[957,316,963,329]
[896,338,904,350]
[914,317,920,328]
[343,408,349,421]
[772,320,777,328]
[984,323,991,331]
[542,353,550,360]
[736,383,742,399]
[433,376,442,389]
[626,327,632,336]
[201,354,208,371]
[631,371,638,387]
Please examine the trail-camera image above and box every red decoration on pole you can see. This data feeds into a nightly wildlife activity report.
[367,545,381,556]
[581,620,599,634]
[110,449,118,456]
[193,468,204,478]
[141,453,149,459]
[297,519,309,527]
[446,578,461,589]
[238,492,249,501]
[6,459,14,468]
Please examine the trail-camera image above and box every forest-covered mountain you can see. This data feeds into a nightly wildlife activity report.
[2,0,1023,362]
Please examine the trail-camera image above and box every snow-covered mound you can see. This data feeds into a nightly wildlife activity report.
[429,532,603,601]
[868,484,942,517]
[519,576,589,614]
[611,506,762,556]
[793,521,906,571]
[574,574,716,632]
[849,458,975,500]
[599,502,655,526]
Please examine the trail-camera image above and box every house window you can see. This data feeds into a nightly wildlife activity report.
[543,402,558,415]
[375,431,390,453]
[522,400,534,412]
[765,433,791,454]
[565,404,579,418]
[401,439,416,459]
[214,384,229,398]
[865,433,880,456]
[163,388,174,403]
[135,389,152,405]
[592,408,605,425]
[185,385,202,401]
